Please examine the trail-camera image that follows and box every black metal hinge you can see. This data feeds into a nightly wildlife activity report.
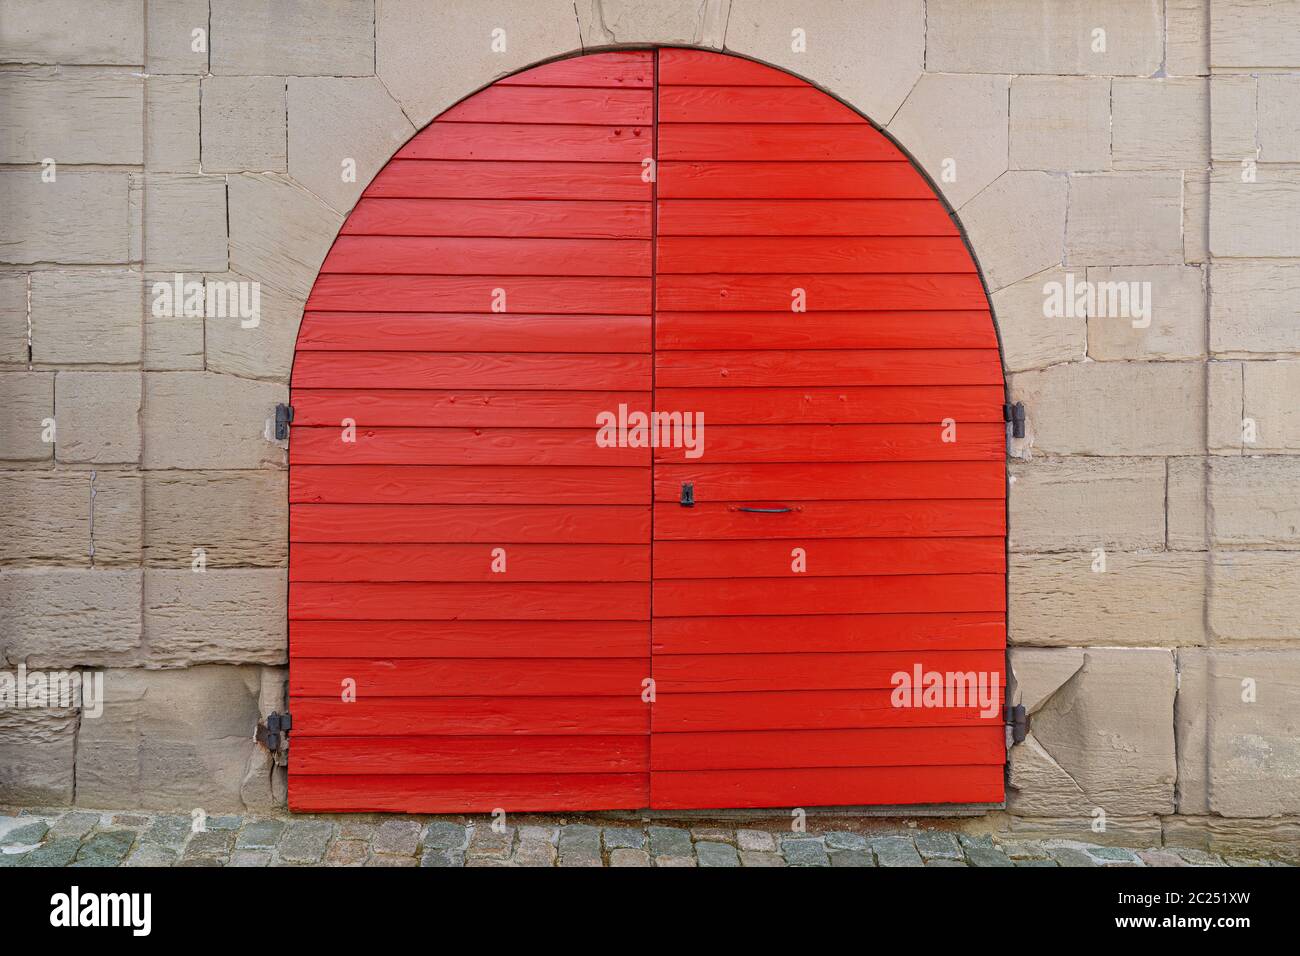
[256,711,292,752]
[680,481,695,507]
[1005,704,1028,745]
[274,403,294,440]
[1003,401,1025,439]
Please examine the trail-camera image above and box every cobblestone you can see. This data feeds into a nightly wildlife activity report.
[0,808,1290,868]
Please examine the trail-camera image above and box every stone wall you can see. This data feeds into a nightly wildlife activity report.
[0,0,1296,856]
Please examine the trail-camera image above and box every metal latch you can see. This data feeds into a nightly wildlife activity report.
[1005,704,1028,747]
[256,712,292,752]
[1003,402,1025,439]
[274,403,294,440]
[680,482,695,507]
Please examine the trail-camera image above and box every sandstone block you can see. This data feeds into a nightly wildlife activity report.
[144,271,205,371]
[200,76,287,173]
[0,0,143,65]
[145,470,287,568]
[1209,168,1300,258]
[1210,262,1300,356]
[1084,265,1206,361]
[0,273,27,364]
[146,0,210,73]
[579,0,728,46]
[959,171,1067,291]
[1209,75,1257,163]
[143,174,228,272]
[0,70,142,165]
[0,708,77,805]
[1066,173,1184,265]
[55,371,142,465]
[144,569,286,666]
[202,276,300,382]
[1165,0,1210,76]
[0,171,130,265]
[0,569,142,666]
[990,267,1085,372]
[0,371,54,461]
[142,371,286,470]
[1207,361,1244,454]
[210,0,374,76]
[1111,79,1208,170]
[227,174,341,300]
[1209,551,1300,641]
[1010,552,1206,646]
[1167,457,1208,550]
[145,75,200,174]
[29,270,142,365]
[1242,360,1300,452]
[0,470,139,567]
[1175,648,1209,813]
[1009,457,1166,552]
[1184,173,1209,263]
[1008,646,1084,714]
[1258,75,1300,163]
[1209,457,1300,548]
[1010,361,1204,456]
[1009,76,1110,172]
[1210,0,1300,69]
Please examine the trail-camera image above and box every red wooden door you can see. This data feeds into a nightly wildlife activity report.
[287,49,1006,813]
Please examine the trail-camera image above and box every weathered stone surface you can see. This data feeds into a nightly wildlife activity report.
[0,471,139,567]
[579,0,728,47]
[1210,168,1300,258]
[870,835,921,867]
[1009,457,1166,552]
[736,828,775,852]
[1209,75,1257,162]
[143,569,287,666]
[1009,76,1110,172]
[887,72,1008,209]
[0,71,142,165]
[0,171,130,265]
[1209,457,1300,548]
[29,271,142,365]
[1164,816,1300,864]
[1168,457,1208,550]
[227,174,341,300]
[1008,734,1088,813]
[1016,648,1176,815]
[990,268,1086,372]
[696,841,740,867]
[914,830,962,859]
[1207,361,1244,454]
[0,708,76,805]
[1010,361,1204,456]
[959,172,1067,290]
[1210,262,1300,356]
[1176,649,1209,814]
[146,0,210,74]
[0,0,143,65]
[142,372,287,470]
[1111,79,1208,170]
[1210,0,1300,68]
[1009,647,1085,715]
[0,273,26,364]
[1166,0,1210,75]
[144,272,205,371]
[288,76,415,214]
[781,836,831,867]
[378,0,581,128]
[1242,360,1300,452]
[0,569,141,665]
[277,819,334,863]
[1258,75,1300,163]
[1084,265,1206,361]
[1009,552,1206,646]
[54,372,142,465]
[201,274,299,382]
[0,372,54,461]
[1184,173,1209,263]
[724,0,924,125]
[200,76,287,173]
[647,825,692,858]
[210,0,373,76]
[928,0,1162,74]
[76,666,261,811]
[143,175,228,272]
[608,848,649,867]
[145,470,286,568]
[371,819,421,856]
[1066,173,1184,265]
[1210,551,1300,641]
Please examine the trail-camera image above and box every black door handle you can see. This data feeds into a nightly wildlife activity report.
[736,506,792,513]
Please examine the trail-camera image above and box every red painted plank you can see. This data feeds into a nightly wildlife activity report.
[650,765,1003,809]
[660,86,861,123]
[654,349,1003,387]
[396,123,653,162]
[290,390,649,427]
[290,503,650,543]
[290,657,646,696]
[652,727,1005,771]
[658,124,903,161]
[650,424,1006,464]
[289,426,647,467]
[653,462,1006,501]
[658,162,934,200]
[658,236,976,273]
[291,620,649,658]
[654,499,1004,541]
[655,312,996,350]
[292,543,650,582]
[656,274,986,311]
[652,574,1006,616]
[658,49,804,86]
[653,537,1005,578]
[307,275,651,314]
[340,198,651,238]
[654,650,1004,693]
[321,237,652,276]
[652,386,1003,423]
[441,86,653,125]
[294,735,650,775]
[289,773,649,813]
[502,52,653,88]
[290,581,651,621]
[297,314,651,353]
[290,695,649,736]
[652,689,1002,732]
[657,199,956,236]
[290,465,649,505]
[291,352,651,390]
[652,612,1006,654]
[366,160,651,200]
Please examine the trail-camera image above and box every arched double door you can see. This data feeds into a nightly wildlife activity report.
[287,49,1007,812]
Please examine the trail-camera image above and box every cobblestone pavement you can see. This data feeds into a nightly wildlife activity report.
[0,809,1292,867]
